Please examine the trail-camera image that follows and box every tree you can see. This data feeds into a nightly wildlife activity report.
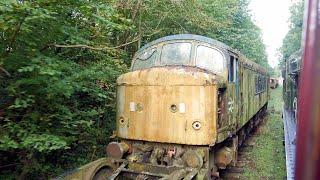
[114,0,268,67]
[279,0,304,66]
[0,1,129,178]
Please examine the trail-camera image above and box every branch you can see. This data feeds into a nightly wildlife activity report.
[0,163,17,169]
[41,37,140,52]
[143,29,162,37]
[0,66,11,77]
[131,0,142,21]
[169,17,187,31]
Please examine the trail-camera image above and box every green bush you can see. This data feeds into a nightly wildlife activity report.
[0,0,128,178]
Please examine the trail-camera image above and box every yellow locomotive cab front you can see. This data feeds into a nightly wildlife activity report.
[116,67,219,145]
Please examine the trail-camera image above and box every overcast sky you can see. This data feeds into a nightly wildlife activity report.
[249,0,292,68]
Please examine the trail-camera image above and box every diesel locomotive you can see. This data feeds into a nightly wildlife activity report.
[269,78,279,89]
[62,34,269,179]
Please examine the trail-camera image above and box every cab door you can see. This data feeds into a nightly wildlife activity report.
[227,54,239,132]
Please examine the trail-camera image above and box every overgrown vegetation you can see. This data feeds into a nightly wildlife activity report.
[0,0,269,178]
[242,87,286,179]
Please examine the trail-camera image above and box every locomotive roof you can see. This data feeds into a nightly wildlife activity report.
[137,34,267,74]
[137,34,230,53]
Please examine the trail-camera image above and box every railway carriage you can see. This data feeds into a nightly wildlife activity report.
[282,50,302,121]
[62,34,268,179]
[282,50,301,179]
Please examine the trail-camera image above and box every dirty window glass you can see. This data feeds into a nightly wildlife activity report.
[132,48,157,70]
[255,74,266,94]
[196,45,225,73]
[160,42,192,65]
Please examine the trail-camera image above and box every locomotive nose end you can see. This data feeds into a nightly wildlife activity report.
[115,67,219,145]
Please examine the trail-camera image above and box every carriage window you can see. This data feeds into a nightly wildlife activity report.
[161,42,192,66]
[132,47,157,70]
[195,46,225,73]
[256,74,266,94]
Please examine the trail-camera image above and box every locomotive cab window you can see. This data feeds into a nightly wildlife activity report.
[195,45,225,73]
[161,42,192,66]
[132,47,158,70]
[132,40,228,73]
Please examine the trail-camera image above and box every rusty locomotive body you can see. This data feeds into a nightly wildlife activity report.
[63,34,268,179]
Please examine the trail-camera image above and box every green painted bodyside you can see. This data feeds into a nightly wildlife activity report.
[283,51,301,111]
[239,66,268,125]
[217,58,268,143]
[283,74,297,110]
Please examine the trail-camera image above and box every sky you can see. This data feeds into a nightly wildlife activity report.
[249,0,292,68]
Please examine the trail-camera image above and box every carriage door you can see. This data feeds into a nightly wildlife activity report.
[228,55,239,131]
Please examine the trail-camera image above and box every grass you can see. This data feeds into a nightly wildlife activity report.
[241,87,286,179]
